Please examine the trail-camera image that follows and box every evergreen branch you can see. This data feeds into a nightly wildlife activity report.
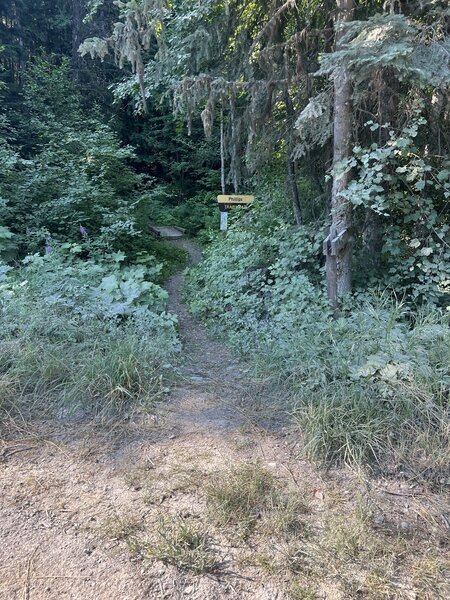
[248,0,298,58]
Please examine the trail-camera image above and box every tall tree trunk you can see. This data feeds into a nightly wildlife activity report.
[362,208,383,269]
[220,109,226,194]
[430,89,445,157]
[11,1,25,85]
[137,58,148,114]
[287,155,302,226]
[324,0,355,312]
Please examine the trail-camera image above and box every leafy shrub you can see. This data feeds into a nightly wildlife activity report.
[0,58,163,258]
[287,300,450,472]
[0,247,178,421]
[0,225,17,261]
[186,221,326,354]
[168,191,218,241]
[342,114,450,306]
[135,188,218,244]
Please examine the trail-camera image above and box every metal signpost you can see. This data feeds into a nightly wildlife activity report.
[220,211,228,232]
[217,195,255,231]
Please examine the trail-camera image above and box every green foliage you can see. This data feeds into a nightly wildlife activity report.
[162,191,218,241]
[0,58,149,256]
[12,247,170,319]
[133,239,188,280]
[293,91,332,160]
[0,116,21,262]
[186,212,326,354]
[340,114,450,305]
[318,13,450,88]
[135,187,218,241]
[0,225,17,261]
[1,56,217,264]
[1,0,449,482]
[0,247,178,419]
[289,300,449,471]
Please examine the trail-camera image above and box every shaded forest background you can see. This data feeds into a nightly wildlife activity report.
[1,0,221,261]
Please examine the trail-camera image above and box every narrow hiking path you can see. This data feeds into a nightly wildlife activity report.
[161,237,253,437]
[1,241,448,600]
[161,238,284,438]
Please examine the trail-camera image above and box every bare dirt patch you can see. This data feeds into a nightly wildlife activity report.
[1,241,448,599]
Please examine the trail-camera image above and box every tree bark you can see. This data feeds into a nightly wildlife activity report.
[137,58,148,114]
[362,208,383,269]
[325,0,355,312]
[10,1,26,85]
[220,109,226,194]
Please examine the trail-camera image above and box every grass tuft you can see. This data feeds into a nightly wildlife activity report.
[287,581,316,600]
[293,381,450,474]
[205,463,278,537]
[102,515,143,555]
[143,517,218,575]
[410,555,450,599]
[205,463,309,540]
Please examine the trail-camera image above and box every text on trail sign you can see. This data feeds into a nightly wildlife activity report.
[217,195,255,212]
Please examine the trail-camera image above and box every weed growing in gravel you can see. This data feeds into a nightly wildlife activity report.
[410,555,450,600]
[102,515,143,555]
[205,463,278,537]
[103,515,143,541]
[312,505,413,599]
[263,493,310,539]
[143,517,218,575]
[287,582,316,600]
[205,463,309,540]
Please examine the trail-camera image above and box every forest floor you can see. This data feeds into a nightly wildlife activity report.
[0,240,448,600]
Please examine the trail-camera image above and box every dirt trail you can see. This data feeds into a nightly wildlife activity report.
[161,238,253,437]
[0,240,298,600]
[1,240,447,600]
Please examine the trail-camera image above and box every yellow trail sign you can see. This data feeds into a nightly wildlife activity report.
[217,195,254,213]
[217,195,254,205]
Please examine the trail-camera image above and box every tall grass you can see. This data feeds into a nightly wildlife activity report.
[251,298,450,477]
[0,309,175,423]
[0,257,178,426]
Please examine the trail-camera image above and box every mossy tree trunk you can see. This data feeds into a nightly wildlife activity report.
[325,0,355,311]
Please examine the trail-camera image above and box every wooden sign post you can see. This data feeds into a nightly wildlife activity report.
[217,195,254,231]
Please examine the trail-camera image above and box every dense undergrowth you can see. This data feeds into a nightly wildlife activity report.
[0,58,189,428]
[0,246,179,425]
[186,192,450,478]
